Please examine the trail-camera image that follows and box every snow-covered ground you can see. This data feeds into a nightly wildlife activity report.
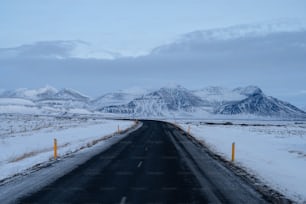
[0,114,135,182]
[177,120,306,203]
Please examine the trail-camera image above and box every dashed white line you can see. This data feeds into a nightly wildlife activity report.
[137,161,143,168]
[120,196,127,204]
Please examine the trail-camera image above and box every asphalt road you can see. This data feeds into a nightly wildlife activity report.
[19,120,268,204]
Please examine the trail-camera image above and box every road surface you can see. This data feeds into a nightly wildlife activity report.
[19,120,267,204]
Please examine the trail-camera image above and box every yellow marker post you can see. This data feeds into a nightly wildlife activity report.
[54,138,58,159]
[187,126,191,135]
[231,142,235,162]
[117,125,120,134]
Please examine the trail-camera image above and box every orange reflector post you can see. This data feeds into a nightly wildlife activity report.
[231,142,235,162]
[54,138,58,159]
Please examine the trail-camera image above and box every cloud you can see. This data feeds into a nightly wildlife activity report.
[151,21,306,60]
[0,40,82,59]
[0,40,121,60]
[2,21,305,61]
[181,20,306,42]
[71,46,123,60]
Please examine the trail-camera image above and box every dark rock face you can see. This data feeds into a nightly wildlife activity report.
[99,86,207,117]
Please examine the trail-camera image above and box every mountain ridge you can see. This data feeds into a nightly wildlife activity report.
[215,91,306,117]
[1,85,305,119]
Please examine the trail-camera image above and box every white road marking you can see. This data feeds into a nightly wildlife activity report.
[137,161,143,168]
[120,196,127,204]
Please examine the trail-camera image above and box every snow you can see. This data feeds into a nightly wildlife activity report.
[177,120,306,203]
[0,97,93,115]
[68,108,93,114]
[2,85,305,119]
[93,92,137,107]
[0,98,35,106]
[92,87,147,108]
[192,86,246,103]
[233,85,262,96]
[0,114,134,182]
[21,86,58,99]
[0,86,58,100]
[0,105,41,114]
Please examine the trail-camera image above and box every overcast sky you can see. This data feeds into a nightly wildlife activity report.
[2,0,306,56]
[1,0,306,108]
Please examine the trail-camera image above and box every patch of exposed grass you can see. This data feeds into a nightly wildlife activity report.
[9,143,70,163]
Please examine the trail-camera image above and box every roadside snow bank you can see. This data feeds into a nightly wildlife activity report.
[178,121,306,203]
[0,119,134,181]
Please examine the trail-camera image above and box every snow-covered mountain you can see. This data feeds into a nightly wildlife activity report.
[215,90,306,117]
[0,86,89,102]
[233,86,263,96]
[192,86,245,106]
[0,86,91,114]
[98,86,210,117]
[91,88,147,110]
[98,85,306,119]
[1,85,305,119]
[35,88,90,110]
[145,86,207,110]
[50,88,90,101]
[0,86,58,100]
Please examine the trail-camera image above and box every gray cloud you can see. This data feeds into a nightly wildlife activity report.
[151,26,306,63]
[180,20,306,42]
[0,40,124,60]
[0,40,86,59]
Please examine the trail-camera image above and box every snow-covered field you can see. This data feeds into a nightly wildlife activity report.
[0,114,134,182]
[177,120,306,203]
[2,111,306,203]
